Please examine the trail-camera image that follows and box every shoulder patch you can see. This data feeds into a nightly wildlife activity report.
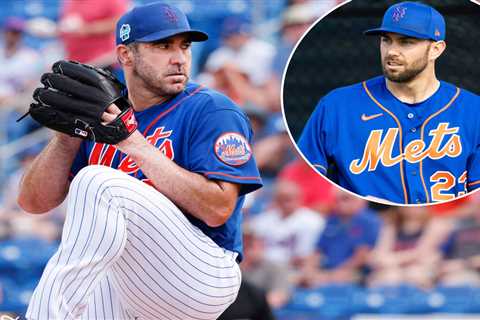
[214,132,252,166]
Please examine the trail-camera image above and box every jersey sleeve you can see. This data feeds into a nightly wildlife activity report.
[297,98,331,175]
[467,143,480,191]
[69,141,88,180]
[188,108,262,196]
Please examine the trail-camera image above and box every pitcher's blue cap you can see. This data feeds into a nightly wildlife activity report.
[364,2,445,41]
[116,2,208,45]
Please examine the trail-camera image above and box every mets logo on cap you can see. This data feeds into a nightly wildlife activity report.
[164,6,178,24]
[214,132,252,166]
[392,6,407,22]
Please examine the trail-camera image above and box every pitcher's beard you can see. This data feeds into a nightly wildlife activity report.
[382,54,428,83]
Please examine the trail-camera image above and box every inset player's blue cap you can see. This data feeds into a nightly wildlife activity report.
[116,2,208,45]
[364,2,445,41]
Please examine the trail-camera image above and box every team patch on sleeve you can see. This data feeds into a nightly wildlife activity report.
[214,132,252,166]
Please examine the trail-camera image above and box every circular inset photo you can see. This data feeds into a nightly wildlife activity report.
[283,0,480,205]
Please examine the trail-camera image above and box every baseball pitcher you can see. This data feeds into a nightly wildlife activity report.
[18,3,262,319]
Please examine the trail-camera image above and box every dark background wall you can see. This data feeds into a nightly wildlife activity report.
[283,0,480,141]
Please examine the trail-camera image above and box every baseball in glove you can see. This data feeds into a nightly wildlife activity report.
[19,60,137,144]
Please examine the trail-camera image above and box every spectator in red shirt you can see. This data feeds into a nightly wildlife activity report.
[279,158,335,213]
[58,0,130,68]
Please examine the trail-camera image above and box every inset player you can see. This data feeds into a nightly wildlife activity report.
[298,2,480,204]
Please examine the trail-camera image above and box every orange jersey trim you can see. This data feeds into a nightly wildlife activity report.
[419,87,460,203]
[363,81,409,204]
[467,180,480,187]
[203,171,261,181]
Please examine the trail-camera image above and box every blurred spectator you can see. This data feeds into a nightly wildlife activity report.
[0,17,42,142]
[243,103,269,141]
[298,190,381,287]
[242,112,296,216]
[0,17,41,105]
[218,279,275,320]
[240,110,295,214]
[238,105,271,215]
[278,158,335,213]
[250,180,324,267]
[261,1,331,113]
[0,144,64,242]
[272,2,325,78]
[241,225,291,308]
[202,15,276,109]
[24,17,65,70]
[437,197,480,285]
[368,206,453,288]
[58,0,129,68]
[253,113,295,179]
[243,113,296,215]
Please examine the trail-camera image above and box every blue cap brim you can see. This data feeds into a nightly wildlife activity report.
[364,27,432,40]
[136,28,208,43]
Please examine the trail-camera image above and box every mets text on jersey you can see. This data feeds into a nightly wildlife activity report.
[349,123,461,174]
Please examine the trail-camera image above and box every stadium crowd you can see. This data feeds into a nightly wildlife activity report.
[1,1,480,319]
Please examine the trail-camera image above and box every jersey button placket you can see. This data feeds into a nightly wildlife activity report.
[415,193,425,204]
[406,166,424,204]
[403,122,423,204]
[407,112,419,133]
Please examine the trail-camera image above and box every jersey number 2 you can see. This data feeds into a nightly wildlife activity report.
[430,171,467,202]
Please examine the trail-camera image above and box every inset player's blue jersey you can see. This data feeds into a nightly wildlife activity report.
[71,83,263,261]
[298,76,480,204]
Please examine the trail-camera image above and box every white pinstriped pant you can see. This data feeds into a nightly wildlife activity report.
[26,165,241,320]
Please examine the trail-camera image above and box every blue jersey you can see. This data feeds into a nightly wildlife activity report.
[298,76,480,204]
[71,83,263,261]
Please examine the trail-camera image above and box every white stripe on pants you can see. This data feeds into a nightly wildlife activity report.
[26,165,241,320]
